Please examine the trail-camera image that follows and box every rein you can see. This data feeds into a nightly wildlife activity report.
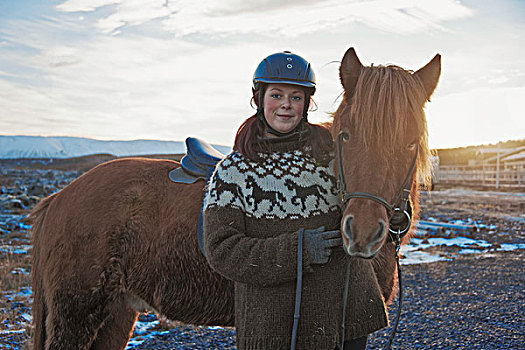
[336,130,417,350]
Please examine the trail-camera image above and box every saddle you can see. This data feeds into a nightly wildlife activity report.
[169,137,226,256]
[169,137,226,184]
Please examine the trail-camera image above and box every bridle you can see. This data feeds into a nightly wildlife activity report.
[291,131,418,350]
[336,130,418,350]
[336,130,417,225]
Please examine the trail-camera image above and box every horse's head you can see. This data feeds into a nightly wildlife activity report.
[333,48,441,258]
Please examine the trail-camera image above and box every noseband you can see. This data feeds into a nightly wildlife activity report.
[335,130,418,350]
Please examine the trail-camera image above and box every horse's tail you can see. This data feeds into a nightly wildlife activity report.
[29,194,57,349]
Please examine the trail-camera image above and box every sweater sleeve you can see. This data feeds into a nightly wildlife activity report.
[204,206,312,287]
[203,158,312,287]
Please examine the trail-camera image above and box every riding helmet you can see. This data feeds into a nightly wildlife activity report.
[253,51,316,94]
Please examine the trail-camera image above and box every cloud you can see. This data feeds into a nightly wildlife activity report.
[56,0,473,36]
[0,26,260,142]
[96,1,174,33]
[2,0,522,149]
[56,0,121,12]
[164,0,473,37]
[58,0,177,33]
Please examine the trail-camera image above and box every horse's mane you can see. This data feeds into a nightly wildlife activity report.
[331,64,433,188]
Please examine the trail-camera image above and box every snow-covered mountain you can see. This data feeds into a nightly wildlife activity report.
[0,135,231,159]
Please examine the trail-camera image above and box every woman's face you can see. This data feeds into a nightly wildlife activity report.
[263,83,306,135]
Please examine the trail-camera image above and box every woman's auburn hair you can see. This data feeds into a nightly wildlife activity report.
[233,115,334,163]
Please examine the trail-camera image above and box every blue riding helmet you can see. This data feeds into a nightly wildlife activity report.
[253,51,316,94]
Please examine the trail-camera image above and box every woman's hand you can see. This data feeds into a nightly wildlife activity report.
[303,226,343,265]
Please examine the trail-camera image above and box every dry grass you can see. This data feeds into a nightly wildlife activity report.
[0,229,32,348]
[1,247,31,290]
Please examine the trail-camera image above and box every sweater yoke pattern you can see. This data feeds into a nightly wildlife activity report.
[204,151,340,220]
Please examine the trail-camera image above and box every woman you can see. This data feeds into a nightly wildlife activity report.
[203,51,387,349]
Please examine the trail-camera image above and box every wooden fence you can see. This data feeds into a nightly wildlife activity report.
[434,162,525,190]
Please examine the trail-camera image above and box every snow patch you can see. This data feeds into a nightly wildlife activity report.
[400,220,524,264]
[0,245,31,254]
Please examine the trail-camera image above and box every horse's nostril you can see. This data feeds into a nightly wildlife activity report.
[375,221,385,242]
[342,216,353,245]
[343,216,352,234]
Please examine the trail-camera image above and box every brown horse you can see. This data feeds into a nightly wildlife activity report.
[29,47,440,349]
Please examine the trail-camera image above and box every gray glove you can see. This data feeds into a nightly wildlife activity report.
[303,226,343,265]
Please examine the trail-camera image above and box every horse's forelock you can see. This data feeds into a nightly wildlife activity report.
[351,66,422,142]
[349,65,431,181]
[329,64,433,187]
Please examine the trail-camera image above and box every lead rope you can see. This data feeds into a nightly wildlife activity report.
[339,257,352,349]
[338,236,403,350]
[384,232,403,350]
[291,228,304,350]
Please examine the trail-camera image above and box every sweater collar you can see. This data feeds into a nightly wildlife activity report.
[257,127,310,154]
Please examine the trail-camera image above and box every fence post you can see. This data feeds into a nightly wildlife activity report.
[496,149,500,190]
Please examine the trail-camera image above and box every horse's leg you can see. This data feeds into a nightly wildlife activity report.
[44,287,107,350]
[31,274,47,349]
[90,297,138,350]
[44,255,128,350]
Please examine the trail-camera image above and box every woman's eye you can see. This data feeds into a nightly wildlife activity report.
[271,94,281,99]
[292,96,302,101]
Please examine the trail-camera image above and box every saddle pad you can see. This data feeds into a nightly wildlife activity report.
[168,137,227,256]
[181,155,207,177]
[168,167,203,184]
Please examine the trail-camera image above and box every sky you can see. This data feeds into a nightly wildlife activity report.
[0,0,524,149]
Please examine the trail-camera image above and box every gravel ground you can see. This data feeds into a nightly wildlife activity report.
[368,250,524,349]
[1,160,523,349]
[126,250,524,350]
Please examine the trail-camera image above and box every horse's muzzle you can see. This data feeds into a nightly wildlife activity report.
[342,215,387,258]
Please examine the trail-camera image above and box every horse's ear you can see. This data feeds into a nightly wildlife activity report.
[414,54,441,101]
[340,47,363,96]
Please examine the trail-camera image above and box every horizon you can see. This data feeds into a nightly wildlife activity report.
[1,0,524,149]
[1,134,523,152]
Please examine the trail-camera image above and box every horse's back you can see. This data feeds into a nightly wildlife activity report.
[32,157,202,279]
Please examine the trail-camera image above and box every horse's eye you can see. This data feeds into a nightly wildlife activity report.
[407,142,417,151]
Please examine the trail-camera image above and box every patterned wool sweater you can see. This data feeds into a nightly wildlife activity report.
[203,139,388,350]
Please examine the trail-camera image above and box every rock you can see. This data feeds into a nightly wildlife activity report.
[18,194,31,207]
[0,195,25,210]
[27,184,47,197]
